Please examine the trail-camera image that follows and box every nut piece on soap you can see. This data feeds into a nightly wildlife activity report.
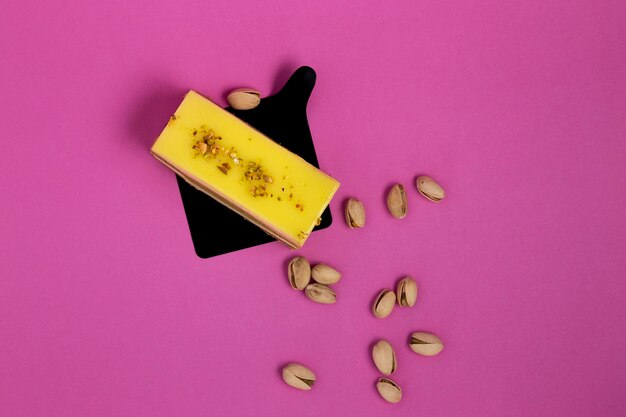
[287,256,311,290]
[305,283,337,304]
[311,263,342,285]
[227,88,261,110]
[345,198,366,228]
[416,175,445,203]
[409,332,444,356]
[372,339,397,375]
[386,184,407,218]
[372,289,396,318]
[376,378,402,403]
[282,363,316,390]
[396,276,418,307]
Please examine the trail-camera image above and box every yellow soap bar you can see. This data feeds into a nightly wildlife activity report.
[151,90,340,248]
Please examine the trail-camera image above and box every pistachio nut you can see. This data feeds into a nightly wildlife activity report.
[386,184,407,218]
[344,198,366,228]
[311,263,342,285]
[409,332,444,356]
[287,256,311,290]
[197,142,208,155]
[305,283,337,304]
[282,363,316,390]
[372,339,397,375]
[376,378,402,403]
[396,276,418,307]
[372,289,396,318]
[227,88,261,110]
[416,175,445,202]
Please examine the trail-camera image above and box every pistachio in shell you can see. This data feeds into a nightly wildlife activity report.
[409,332,444,356]
[416,175,445,202]
[227,88,261,110]
[396,276,418,307]
[305,283,337,304]
[386,184,407,218]
[282,363,316,390]
[372,289,396,318]
[311,263,342,285]
[287,256,311,290]
[376,378,402,403]
[345,198,366,228]
[372,339,397,375]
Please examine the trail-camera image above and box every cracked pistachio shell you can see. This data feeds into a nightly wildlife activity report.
[287,256,311,290]
[345,198,366,228]
[372,289,396,318]
[396,276,418,307]
[372,340,397,375]
[282,363,316,390]
[416,176,445,202]
[409,332,444,356]
[227,88,261,110]
[376,378,402,403]
[386,184,407,218]
[311,263,342,285]
[305,283,337,304]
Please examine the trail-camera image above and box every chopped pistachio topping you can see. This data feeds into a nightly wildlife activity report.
[191,125,308,204]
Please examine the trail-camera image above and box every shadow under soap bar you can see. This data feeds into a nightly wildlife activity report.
[151,90,340,248]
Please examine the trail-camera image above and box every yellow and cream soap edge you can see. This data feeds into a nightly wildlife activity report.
[150,90,340,248]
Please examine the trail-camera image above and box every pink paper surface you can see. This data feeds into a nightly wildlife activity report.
[1,1,625,416]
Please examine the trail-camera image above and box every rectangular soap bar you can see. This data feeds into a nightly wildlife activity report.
[151,90,340,248]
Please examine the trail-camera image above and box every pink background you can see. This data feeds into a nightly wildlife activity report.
[1,0,625,416]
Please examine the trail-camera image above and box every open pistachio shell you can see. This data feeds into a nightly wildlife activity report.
[376,378,402,403]
[416,176,445,202]
[372,289,396,318]
[282,363,316,390]
[409,332,444,356]
[345,198,366,228]
[396,276,418,307]
[227,88,261,110]
[287,256,311,290]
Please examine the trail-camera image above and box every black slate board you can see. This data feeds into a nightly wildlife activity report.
[176,66,333,258]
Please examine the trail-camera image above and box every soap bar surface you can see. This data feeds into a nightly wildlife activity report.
[151,90,340,248]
